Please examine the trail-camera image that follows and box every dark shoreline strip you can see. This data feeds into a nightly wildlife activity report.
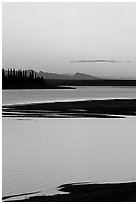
[2,191,41,201]
[2,99,136,118]
[7,182,136,202]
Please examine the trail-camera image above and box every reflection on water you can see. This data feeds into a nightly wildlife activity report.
[2,86,136,105]
[2,117,136,198]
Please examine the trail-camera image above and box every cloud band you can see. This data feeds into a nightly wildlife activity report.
[71,60,134,63]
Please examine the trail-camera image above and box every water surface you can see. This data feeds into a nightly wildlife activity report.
[3,117,136,199]
[2,86,136,105]
[2,86,136,200]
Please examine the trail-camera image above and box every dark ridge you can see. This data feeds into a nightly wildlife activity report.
[45,79,136,87]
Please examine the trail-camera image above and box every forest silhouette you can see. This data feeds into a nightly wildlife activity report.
[2,68,46,89]
[2,68,136,89]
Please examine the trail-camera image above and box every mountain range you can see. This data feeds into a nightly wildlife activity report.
[27,70,98,80]
[3,69,136,80]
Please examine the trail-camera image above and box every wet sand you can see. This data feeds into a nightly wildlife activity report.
[5,182,136,202]
[2,99,136,118]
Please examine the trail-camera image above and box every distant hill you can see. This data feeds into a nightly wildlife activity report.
[3,69,135,81]
[3,69,136,88]
[3,69,98,80]
[37,71,98,80]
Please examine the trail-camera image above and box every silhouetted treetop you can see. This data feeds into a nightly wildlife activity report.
[2,68,46,89]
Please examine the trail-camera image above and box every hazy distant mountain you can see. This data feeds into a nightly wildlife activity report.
[38,71,98,80]
[73,72,98,80]
[3,69,97,80]
[3,69,135,80]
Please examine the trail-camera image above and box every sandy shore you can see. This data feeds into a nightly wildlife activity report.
[4,182,136,202]
[2,99,136,118]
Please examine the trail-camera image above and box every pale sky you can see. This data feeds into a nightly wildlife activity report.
[2,2,136,78]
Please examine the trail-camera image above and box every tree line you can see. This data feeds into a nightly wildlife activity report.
[2,68,46,89]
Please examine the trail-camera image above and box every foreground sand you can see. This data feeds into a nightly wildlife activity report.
[4,182,136,202]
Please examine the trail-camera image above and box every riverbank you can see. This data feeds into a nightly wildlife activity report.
[4,182,136,202]
[2,85,75,90]
[2,99,136,118]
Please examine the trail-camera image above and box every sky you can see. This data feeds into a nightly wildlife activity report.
[2,2,136,78]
